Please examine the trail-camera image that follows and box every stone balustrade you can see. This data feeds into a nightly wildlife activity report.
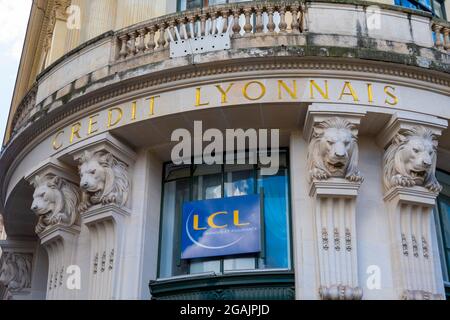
[432,19,450,52]
[114,1,305,60]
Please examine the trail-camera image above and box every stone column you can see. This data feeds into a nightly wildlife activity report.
[378,114,448,299]
[71,134,135,300]
[115,0,163,30]
[0,240,35,300]
[25,161,81,300]
[82,0,117,42]
[64,0,86,52]
[304,105,366,300]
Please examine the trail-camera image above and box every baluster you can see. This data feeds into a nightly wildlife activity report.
[137,28,147,53]
[118,35,129,59]
[267,6,276,33]
[232,8,241,37]
[221,10,229,34]
[189,15,196,39]
[210,12,217,35]
[200,13,207,36]
[255,7,263,34]
[179,18,188,40]
[147,25,156,52]
[432,23,443,48]
[278,6,287,33]
[129,32,137,56]
[243,8,253,35]
[443,27,450,51]
[168,20,176,43]
[157,23,167,49]
[300,2,306,32]
[290,5,300,33]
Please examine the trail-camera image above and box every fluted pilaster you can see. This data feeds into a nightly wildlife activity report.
[82,0,117,42]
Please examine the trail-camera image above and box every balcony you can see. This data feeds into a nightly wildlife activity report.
[4,0,450,150]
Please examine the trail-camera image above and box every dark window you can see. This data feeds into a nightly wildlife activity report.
[436,170,450,298]
[395,0,447,19]
[158,150,292,278]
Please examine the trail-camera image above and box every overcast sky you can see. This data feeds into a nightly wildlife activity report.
[0,0,32,145]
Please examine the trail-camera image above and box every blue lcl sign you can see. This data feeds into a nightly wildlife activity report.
[181,194,261,260]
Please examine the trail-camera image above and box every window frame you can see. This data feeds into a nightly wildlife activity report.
[156,148,294,279]
[395,0,447,19]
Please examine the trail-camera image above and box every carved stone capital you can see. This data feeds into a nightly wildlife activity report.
[25,160,81,235]
[378,113,448,194]
[69,133,136,213]
[0,239,35,295]
[304,104,366,184]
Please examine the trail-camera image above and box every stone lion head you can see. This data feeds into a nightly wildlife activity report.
[383,126,441,192]
[0,253,32,292]
[307,117,363,182]
[30,174,80,234]
[78,150,130,211]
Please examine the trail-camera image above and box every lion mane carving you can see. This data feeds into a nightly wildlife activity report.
[0,253,32,292]
[307,117,363,182]
[383,126,441,192]
[78,150,130,211]
[30,174,80,234]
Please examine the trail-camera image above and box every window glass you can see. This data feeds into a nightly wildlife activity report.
[436,171,450,293]
[158,151,291,278]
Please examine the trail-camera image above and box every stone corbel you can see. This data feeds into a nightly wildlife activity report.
[304,104,366,300]
[0,239,35,300]
[69,133,136,300]
[379,113,448,300]
[25,160,81,300]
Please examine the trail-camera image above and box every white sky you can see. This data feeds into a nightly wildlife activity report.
[0,0,32,144]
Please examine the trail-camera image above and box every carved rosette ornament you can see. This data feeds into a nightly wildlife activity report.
[305,110,365,300]
[382,121,447,300]
[77,150,130,212]
[0,253,32,293]
[30,174,81,234]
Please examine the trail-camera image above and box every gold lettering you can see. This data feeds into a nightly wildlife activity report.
[207,211,228,229]
[310,80,329,100]
[108,107,123,128]
[88,114,99,135]
[146,95,160,116]
[367,83,374,103]
[384,86,398,106]
[70,122,82,144]
[215,83,234,104]
[131,101,137,121]
[339,81,359,102]
[195,88,209,107]
[233,210,250,227]
[243,81,266,101]
[193,215,207,231]
[52,130,64,150]
[278,80,297,100]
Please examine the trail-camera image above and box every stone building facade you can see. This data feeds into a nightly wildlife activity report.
[0,0,449,300]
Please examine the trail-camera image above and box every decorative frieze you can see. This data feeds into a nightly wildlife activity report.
[305,105,365,300]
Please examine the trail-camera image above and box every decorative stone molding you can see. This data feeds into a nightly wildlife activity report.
[305,105,365,300]
[25,160,81,300]
[380,114,448,300]
[0,239,35,300]
[70,133,135,299]
[382,126,442,193]
[26,161,81,235]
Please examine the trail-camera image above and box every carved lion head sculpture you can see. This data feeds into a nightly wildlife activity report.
[383,126,441,192]
[307,117,363,182]
[78,150,130,211]
[0,253,32,292]
[30,174,80,234]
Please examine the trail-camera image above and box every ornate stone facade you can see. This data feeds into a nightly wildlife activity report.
[0,0,449,300]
